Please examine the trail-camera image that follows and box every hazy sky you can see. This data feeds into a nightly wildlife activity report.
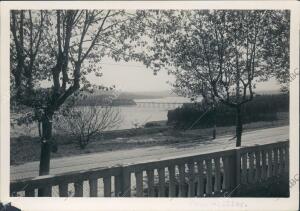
[41,57,281,93]
[86,57,281,93]
[86,58,174,92]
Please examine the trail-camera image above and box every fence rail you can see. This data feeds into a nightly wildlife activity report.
[10,140,289,197]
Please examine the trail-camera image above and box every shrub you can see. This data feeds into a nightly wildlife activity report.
[167,93,289,129]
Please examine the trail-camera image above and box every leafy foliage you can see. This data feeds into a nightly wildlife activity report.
[10,10,141,123]
[168,94,289,128]
[10,9,143,175]
[135,10,290,104]
[132,10,289,146]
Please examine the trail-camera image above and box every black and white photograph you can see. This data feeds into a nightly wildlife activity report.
[0,1,299,211]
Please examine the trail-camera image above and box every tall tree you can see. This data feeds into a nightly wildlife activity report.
[10,10,137,183]
[136,10,290,146]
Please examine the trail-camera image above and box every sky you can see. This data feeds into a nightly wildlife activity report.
[86,58,175,92]
[41,57,282,93]
[86,57,281,93]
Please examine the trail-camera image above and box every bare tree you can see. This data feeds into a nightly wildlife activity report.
[55,104,122,149]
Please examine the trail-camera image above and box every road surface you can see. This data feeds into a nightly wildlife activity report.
[11,126,289,181]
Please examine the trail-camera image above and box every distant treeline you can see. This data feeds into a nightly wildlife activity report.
[167,94,289,129]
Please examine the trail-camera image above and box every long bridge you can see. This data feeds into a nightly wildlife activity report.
[135,101,187,109]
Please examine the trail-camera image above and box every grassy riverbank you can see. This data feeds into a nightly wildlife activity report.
[11,112,288,166]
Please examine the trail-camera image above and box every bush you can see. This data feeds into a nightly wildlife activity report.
[54,106,122,149]
[167,93,289,129]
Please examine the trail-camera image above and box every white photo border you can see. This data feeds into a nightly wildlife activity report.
[1,1,299,211]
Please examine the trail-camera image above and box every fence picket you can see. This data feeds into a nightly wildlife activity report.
[89,178,98,197]
[74,181,83,197]
[178,164,186,197]
[279,148,284,174]
[241,153,248,184]
[248,152,254,183]
[187,162,195,197]
[114,175,122,197]
[135,171,143,197]
[214,157,221,192]
[168,165,176,197]
[205,159,212,195]
[197,160,204,196]
[273,148,279,176]
[59,183,68,197]
[158,168,165,197]
[255,151,261,181]
[267,149,273,177]
[103,177,111,197]
[25,188,35,197]
[261,150,267,180]
[284,146,289,173]
[146,170,155,197]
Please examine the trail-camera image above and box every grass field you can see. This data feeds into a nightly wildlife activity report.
[10,112,288,166]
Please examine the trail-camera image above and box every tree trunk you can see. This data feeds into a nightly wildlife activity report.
[38,113,52,196]
[235,106,242,147]
[212,124,216,139]
[212,109,216,139]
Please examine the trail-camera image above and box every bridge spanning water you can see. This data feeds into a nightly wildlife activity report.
[135,101,186,109]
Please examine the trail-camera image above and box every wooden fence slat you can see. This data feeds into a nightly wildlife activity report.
[255,151,261,182]
[59,183,68,197]
[214,157,221,192]
[74,181,83,197]
[89,178,98,197]
[135,171,143,197]
[25,188,35,197]
[197,160,204,197]
[168,165,176,197]
[103,177,111,197]
[261,150,267,180]
[187,162,195,197]
[146,170,155,197]
[241,154,248,184]
[205,159,212,196]
[178,164,186,197]
[158,168,165,197]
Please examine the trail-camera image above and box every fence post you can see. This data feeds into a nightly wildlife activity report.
[235,148,241,187]
[227,149,239,196]
[117,166,131,197]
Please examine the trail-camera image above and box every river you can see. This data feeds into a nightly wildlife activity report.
[114,96,190,130]
[10,96,190,137]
